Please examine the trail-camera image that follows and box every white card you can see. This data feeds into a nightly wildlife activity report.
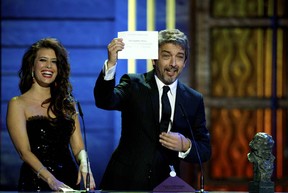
[117,31,158,59]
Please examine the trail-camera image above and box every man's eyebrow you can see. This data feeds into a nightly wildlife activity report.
[160,49,185,55]
[160,50,171,53]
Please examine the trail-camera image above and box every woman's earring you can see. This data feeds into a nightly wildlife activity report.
[32,71,34,78]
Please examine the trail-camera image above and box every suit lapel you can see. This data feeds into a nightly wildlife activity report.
[145,70,159,125]
[172,82,187,132]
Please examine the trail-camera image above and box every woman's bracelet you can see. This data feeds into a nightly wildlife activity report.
[77,149,88,164]
[37,166,47,178]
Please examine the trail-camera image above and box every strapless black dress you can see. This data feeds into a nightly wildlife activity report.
[18,116,80,192]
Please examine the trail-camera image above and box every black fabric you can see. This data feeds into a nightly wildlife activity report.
[159,86,171,133]
[17,116,79,192]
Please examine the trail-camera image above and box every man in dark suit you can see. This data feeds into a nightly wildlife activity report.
[94,29,211,191]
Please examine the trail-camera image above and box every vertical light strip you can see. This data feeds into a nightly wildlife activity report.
[277,32,284,176]
[166,0,175,29]
[128,0,136,73]
[146,0,155,31]
[146,0,155,71]
[276,22,284,181]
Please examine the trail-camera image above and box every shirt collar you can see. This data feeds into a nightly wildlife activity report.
[154,75,178,96]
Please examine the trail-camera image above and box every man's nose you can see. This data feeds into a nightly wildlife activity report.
[170,57,177,66]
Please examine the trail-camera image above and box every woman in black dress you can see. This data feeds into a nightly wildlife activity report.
[6,38,96,191]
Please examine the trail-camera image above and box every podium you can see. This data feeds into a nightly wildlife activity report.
[153,176,196,192]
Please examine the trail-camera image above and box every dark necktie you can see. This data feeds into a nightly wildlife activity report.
[160,86,171,133]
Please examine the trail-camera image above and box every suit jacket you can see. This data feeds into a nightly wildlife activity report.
[94,70,211,191]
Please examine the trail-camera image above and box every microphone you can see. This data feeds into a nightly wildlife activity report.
[77,101,91,192]
[77,100,84,117]
[179,103,207,193]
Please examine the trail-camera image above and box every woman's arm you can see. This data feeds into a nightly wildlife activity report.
[70,108,96,190]
[6,97,69,190]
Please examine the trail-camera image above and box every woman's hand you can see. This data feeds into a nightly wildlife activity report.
[46,176,72,191]
[76,150,96,190]
[77,167,96,190]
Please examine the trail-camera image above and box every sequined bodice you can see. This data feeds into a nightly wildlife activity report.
[18,115,79,191]
[26,116,74,163]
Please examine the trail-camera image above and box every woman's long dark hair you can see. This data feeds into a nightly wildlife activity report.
[18,38,76,123]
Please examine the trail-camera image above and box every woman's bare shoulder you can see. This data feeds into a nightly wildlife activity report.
[9,95,24,103]
[8,95,29,110]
